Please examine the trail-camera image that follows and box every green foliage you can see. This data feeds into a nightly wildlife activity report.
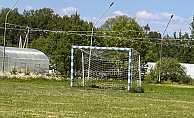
[100,15,144,38]
[0,8,24,46]
[1,7,194,78]
[25,67,30,75]
[148,31,161,38]
[10,67,17,75]
[30,31,90,74]
[144,67,157,83]
[99,15,157,63]
[0,36,3,45]
[129,87,144,93]
[145,57,193,84]
[143,23,150,35]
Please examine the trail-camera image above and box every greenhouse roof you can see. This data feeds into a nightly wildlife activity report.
[0,46,48,60]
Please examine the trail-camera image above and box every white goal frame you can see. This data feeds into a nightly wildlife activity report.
[70,45,140,91]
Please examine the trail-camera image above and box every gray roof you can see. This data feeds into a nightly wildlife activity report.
[0,46,48,60]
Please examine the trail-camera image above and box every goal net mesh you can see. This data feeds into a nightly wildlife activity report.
[71,46,141,90]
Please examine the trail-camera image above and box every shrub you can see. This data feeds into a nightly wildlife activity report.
[145,57,192,84]
[11,67,17,75]
[25,68,30,75]
[129,87,144,93]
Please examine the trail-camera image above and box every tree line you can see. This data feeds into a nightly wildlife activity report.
[0,7,194,76]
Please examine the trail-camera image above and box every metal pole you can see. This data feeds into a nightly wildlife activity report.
[138,54,141,87]
[70,47,74,87]
[159,15,173,82]
[87,27,93,79]
[128,49,132,91]
[2,0,19,76]
[87,2,114,79]
[82,51,85,86]
[158,36,163,82]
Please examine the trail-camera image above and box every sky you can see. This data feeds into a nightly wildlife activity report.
[1,0,194,37]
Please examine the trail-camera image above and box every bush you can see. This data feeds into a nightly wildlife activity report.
[144,67,157,83]
[145,57,193,84]
[11,67,17,75]
[129,87,144,93]
[25,68,30,75]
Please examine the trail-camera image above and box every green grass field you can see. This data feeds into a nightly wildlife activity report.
[0,78,194,118]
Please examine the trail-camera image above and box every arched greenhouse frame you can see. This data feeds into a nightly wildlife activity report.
[0,46,49,74]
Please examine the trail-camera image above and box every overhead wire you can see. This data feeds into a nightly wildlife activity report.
[1,23,194,48]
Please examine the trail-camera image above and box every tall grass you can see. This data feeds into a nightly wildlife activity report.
[0,78,194,117]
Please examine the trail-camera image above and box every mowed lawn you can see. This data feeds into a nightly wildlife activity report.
[0,78,194,118]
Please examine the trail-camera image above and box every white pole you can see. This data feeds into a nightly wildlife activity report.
[128,49,132,91]
[26,27,29,48]
[87,28,93,79]
[139,54,141,87]
[88,2,114,80]
[82,51,85,86]
[2,0,19,76]
[23,27,30,48]
[19,35,22,48]
[159,15,173,82]
[70,47,74,87]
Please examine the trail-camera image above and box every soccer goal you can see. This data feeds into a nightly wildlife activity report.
[70,46,141,91]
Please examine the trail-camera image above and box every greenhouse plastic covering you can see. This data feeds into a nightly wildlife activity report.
[0,46,48,60]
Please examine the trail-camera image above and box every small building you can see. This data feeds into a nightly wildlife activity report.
[0,46,49,74]
[146,62,194,79]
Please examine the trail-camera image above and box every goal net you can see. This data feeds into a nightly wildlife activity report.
[71,46,141,91]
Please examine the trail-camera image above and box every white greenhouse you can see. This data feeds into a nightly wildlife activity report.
[0,46,49,74]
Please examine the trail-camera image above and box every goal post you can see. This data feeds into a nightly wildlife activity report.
[70,45,141,91]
